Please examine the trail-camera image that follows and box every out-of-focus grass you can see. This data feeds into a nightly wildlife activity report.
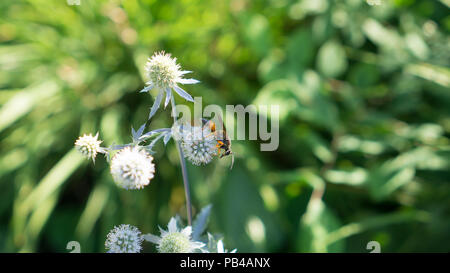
[0,0,449,252]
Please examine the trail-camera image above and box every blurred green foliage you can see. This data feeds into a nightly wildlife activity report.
[0,0,449,252]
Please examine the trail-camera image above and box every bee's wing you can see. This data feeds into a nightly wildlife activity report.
[215,113,226,134]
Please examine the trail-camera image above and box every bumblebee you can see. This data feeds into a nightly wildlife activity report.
[201,116,234,169]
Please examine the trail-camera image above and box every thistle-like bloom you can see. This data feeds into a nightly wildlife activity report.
[110,146,155,190]
[144,218,205,253]
[74,133,103,162]
[178,124,217,166]
[140,51,200,119]
[105,224,143,253]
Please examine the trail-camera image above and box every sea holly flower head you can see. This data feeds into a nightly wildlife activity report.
[105,224,143,253]
[141,51,200,120]
[178,123,217,166]
[110,146,155,190]
[74,133,103,162]
[144,217,205,253]
[145,51,183,91]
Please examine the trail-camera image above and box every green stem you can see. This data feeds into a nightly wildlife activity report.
[170,96,193,226]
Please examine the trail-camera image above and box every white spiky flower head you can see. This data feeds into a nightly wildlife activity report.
[110,146,155,190]
[141,52,200,118]
[179,124,217,166]
[105,224,143,253]
[143,217,205,253]
[145,51,182,90]
[74,133,102,162]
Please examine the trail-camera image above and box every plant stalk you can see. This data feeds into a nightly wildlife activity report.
[170,96,193,226]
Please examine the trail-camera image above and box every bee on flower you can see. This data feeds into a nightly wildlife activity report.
[172,122,217,166]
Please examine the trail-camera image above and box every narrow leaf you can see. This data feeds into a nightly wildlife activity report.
[131,126,137,140]
[192,205,212,241]
[164,88,172,108]
[139,128,171,141]
[148,90,164,120]
[163,132,172,145]
[148,132,166,148]
[139,84,154,93]
[173,85,194,102]
[136,123,146,138]
[143,233,161,244]
[178,78,200,84]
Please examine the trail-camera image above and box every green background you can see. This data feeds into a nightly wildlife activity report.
[0,0,449,252]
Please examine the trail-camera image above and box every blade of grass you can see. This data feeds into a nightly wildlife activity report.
[75,181,110,240]
[325,210,430,246]
[18,149,84,217]
[0,81,58,132]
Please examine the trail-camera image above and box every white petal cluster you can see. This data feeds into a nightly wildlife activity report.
[177,123,217,166]
[74,133,102,162]
[144,218,205,253]
[141,51,199,103]
[145,51,182,90]
[110,146,155,190]
[105,224,143,253]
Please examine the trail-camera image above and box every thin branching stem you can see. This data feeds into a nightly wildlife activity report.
[170,96,193,226]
